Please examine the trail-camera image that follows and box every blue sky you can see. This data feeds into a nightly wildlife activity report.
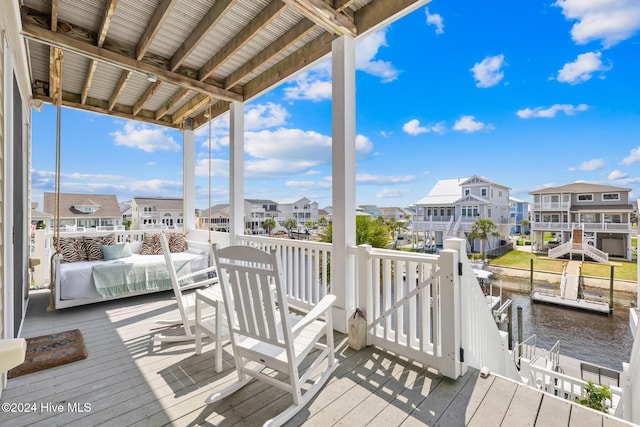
[31,0,640,211]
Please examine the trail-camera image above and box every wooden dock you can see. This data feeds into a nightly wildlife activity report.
[1,290,631,426]
[531,291,611,314]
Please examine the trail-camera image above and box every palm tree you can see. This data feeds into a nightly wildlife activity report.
[262,218,276,236]
[318,217,328,227]
[321,216,389,248]
[468,218,500,260]
[284,218,298,237]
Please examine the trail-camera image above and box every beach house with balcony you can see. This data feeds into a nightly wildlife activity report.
[413,176,512,251]
[509,197,529,235]
[130,197,183,230]
[277,197,318,225]
[529,183,634,261]
[43,192,123,231]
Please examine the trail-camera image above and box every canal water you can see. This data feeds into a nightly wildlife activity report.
[496,288,634,372]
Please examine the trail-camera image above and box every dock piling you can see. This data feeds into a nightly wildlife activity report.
[517,306,523,360]
[609,265,614,314]
[529,258,534,295]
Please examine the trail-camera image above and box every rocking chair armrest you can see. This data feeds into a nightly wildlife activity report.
[292,294,336,334]
[177,265,218,281]
[180,276,219,291]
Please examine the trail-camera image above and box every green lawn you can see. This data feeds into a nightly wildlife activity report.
[490,250,638,281]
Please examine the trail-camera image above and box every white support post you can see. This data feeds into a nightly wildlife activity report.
[445,237,469,377]
[438,238,468,380]
[331,35,356,334]
[356,244,372,346]
[182,126,196,231]
[229,101,244,245]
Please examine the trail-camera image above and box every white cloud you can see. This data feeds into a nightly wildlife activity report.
[557,51,612,84]
[425,8,444,34]
[453,115,493,132]
[285,179,332,191]
[356,29,400,83]
[111,122,180,152]
[568,158,605,171]
[621,146,640,165]
[470,54,505,88]
[608,170,628,180]
[284,69,333,102]
[284,29,400,101]
[376,188,410,198]
[554,0,640,47]
[357,174,415,185]
[517,103,589,118]
[402,119,446,135]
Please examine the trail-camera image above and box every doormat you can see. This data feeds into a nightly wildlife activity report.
[8,329,88,378]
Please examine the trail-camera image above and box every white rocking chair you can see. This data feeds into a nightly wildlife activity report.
[207,244,336,427]
[153,233,220,342]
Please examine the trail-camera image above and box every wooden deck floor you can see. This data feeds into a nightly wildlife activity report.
[2,290,631,426]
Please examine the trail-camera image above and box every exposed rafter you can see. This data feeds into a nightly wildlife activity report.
[283,0,356,37]
[198,0,287,81]
[22,20,243,102]
[355,0,429,35]
[48,0,59,99]
[171,94,211,125]
[155,88,189,120]
[169,0,237,71]
[81,0,119,104]
[244,32,333,100]
[109,70,131,110]
[334,0,356,13]
[136,0,178,60]
[192,100,231,129]
[224,18,315,90]
[33,92,177,128]
[133,81,162,115]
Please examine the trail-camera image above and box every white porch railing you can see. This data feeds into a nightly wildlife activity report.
[548,241,609,263]
[621,311,640,423]
[520,358,623,415]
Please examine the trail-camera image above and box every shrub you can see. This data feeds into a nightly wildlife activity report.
[578,380,612,413]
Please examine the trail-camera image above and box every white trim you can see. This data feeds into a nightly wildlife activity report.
[576,193,594,202]
[3,37,14,340]
[182,128,196,230]
[602,192,620,201]
[229,101,244,245]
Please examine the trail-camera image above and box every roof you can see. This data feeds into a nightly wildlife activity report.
[132,196,183,210]
[530,182,631,195]
[199,204,229,216]
[278,196,310,205]
[20,0,428,129]
[246,199,278,205]
[461,175,510,190]
[414,178,469,205]
[43,192,121,218]
[569,204,635,212]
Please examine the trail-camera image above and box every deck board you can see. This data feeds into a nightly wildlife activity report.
[0,289,622,427]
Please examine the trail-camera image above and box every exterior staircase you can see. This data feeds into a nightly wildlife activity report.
[547,227,609,264]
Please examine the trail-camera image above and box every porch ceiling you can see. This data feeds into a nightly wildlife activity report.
[20,0,428,129]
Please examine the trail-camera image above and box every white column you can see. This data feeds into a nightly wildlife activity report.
[182,126,196,231]
[229,101,244,245]
[331,35,356,333]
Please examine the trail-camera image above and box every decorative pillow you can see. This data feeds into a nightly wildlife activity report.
[54,237,87,263]
[168,232,187,253]
[140,233,162,255]
[83,234,116,261]
[101,243,132,260]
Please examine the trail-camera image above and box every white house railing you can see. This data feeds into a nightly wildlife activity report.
[621,311,640,423]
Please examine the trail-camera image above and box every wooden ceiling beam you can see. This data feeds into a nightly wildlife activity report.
[155,88,189,120]
[80,0,118,104]
[109,70,131,110]
[224,18,315,90]
[22,20,243,102]
[33,92,178,128]
[356,0,430,35]
[171,94,210,125]
[133,81,162,115]
[136,0,177,60]
[283,0,356,37]
[334,0,356,13]
[169,0,237,71]
[243,32,333,100]
[192,100,231,129]
[48,0,59,99]
[198,0,287,81]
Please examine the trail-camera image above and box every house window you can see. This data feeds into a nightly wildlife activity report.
[464,188,470,196]
[481,188,487,197]
[582,213,596,223]
[603,214,622,223]
[577,194,593,202]
[602,193,620,201]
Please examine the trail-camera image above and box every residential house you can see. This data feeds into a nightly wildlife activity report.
[379,206,412,222]
[509,197,530,235]
[277,197,318,225]
[358,205,383,218]
[245,199,279,232]
[529,183,634,260]
[196,204,230,232]
[43,192,123,230]
[413,176,512,251]
[130,197,183,230]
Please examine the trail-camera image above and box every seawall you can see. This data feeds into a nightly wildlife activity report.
[486,265,638,307]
